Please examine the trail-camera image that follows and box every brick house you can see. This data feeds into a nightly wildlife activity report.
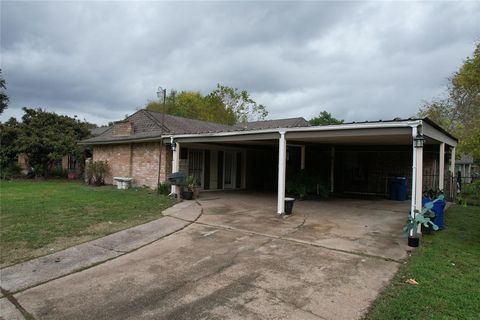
[80,109,457,215]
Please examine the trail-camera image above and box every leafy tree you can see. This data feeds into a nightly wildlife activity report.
[309,111,344,126]
[0,117,21,176]
[208,84,268,123]
[419,43,480,159]
[16,108,91,177]
[146,84,267,125]
[0,69,8,115]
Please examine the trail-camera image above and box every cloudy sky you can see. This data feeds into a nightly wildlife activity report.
[1,1,479,125]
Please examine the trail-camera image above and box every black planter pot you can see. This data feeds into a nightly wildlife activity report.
[408,236,420,247]
[182,191,193,200]
[284,197,295,215]
[421,224,432,235]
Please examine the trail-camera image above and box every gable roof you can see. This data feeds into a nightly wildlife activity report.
[81,110,311,144]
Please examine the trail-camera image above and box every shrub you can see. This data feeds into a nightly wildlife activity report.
[286,169,329,199]
[157,182,171,195]
[86,161,109,186]
[0,163,21,180]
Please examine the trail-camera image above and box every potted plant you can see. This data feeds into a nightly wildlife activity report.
[403,196,441,247]
[182,176,195,200]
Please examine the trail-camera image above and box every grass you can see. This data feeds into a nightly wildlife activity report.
[0,180,175,267]
[365,204,480,320]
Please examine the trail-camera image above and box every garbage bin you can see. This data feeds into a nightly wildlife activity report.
[422,197,445,230]
[168,172,186,186]
[389,177,407,201]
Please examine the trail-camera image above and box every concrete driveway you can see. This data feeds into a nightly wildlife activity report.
[3,193,411,320]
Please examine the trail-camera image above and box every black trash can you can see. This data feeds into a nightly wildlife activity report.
[284,197,296,215]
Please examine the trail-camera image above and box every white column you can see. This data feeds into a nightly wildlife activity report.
[171,142,180,195]
[439,143,445,191]
[277,131,287,214]
[330,147,335,193]
[300,145,306,170]
[415,144,424,212]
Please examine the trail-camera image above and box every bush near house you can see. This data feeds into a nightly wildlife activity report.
[0,180,175,267]
[459,180,480,206]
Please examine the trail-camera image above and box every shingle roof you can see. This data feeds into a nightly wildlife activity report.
[81,110,312,144]
[146,110,236,134]
[89,126,110,137]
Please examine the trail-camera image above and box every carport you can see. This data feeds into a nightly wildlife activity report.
[164,118,457,226]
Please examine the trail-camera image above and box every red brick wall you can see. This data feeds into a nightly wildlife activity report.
[92,142,171,189]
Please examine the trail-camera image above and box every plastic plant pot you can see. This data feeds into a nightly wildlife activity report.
[182,191,193,200]
[408,236,420,247]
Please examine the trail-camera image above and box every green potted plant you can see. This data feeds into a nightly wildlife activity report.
[182,176,196,200]
[403,199,439,247]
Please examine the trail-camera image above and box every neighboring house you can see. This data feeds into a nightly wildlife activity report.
[80,109,457,214]
[455,154,476,184]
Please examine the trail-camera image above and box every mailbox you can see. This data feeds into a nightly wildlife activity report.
[168,172,186,186]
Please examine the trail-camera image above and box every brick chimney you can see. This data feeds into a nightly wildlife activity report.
[112,120,133,136]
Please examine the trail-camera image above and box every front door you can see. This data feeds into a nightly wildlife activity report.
[223,151,235,189]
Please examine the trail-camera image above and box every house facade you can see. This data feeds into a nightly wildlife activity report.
[81,109,458,215]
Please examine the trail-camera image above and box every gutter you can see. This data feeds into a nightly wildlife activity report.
[163,120,422,141]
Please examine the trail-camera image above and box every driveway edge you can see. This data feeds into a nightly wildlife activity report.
[0,200,202,295]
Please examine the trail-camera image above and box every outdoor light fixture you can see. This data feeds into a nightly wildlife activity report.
[413,134,425,148]
[170,137,176,151]
[156,86,167,99]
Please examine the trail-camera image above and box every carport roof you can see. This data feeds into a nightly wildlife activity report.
[80,110,457,148]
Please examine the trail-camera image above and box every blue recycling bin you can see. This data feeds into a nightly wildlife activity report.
[422,197,446,230]
[389,177,407,201]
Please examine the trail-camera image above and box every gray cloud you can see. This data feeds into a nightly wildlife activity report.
[1,1,479,125]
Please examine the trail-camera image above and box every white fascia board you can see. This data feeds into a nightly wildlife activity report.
[162,120,422,142]
[422,122,457,147]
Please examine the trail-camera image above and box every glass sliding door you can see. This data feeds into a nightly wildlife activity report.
[188,149,204,188]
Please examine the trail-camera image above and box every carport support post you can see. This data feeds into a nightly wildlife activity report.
[300,145,306,170]
[439,143,445,191]
[171,141,180,198]
[277,131,287,214]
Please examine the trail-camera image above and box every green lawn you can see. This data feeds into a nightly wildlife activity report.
[366,205,480,320]
[0,180,174,267]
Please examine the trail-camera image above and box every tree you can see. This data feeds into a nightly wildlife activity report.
[146,84,268,125]
[309,111,344,126]
[0,69,8,115]
[208,84,268,123]
[419,43,480,159]
[0,117,21,176]
[16,108,91,177]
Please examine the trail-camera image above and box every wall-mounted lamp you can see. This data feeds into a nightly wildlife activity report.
[413,134,425,148]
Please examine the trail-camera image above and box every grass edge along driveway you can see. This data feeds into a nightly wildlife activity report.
[0,180,175,267]
[365,205,480,320]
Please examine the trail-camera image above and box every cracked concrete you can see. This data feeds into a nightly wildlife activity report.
[1,193,412,320]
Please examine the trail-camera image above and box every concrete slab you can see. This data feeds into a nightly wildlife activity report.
[162,200,202,222]
[0,242,120,293]
[93,216,188,252]
[0,202,199,294]
[0,298,24,320]
[198,192,412,261]
[13,224,400,320]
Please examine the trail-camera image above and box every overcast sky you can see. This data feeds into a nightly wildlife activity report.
[1,1,479,125]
